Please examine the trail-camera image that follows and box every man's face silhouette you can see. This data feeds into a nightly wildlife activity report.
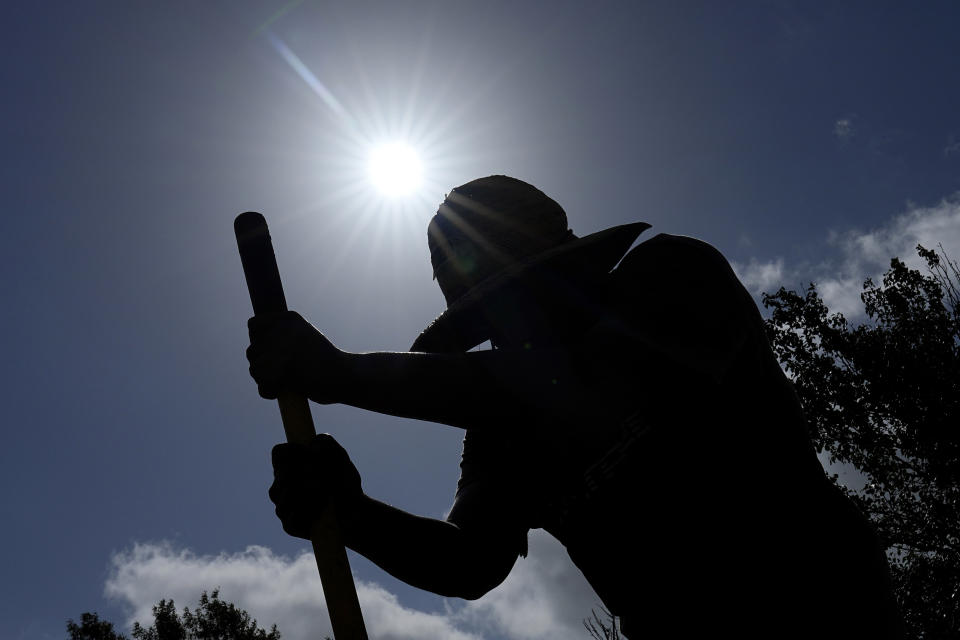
[432,235,483,303]
[431,238,562,352]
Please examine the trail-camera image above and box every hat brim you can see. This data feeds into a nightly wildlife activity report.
[411,222,651,353]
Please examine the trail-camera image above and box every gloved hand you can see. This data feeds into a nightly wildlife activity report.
[269,433,363,540]
[246,310,347,404]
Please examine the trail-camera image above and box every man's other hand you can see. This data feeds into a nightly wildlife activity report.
[246,311,346,403]
[269,434,363,540]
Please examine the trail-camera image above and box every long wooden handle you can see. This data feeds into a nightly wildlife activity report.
[235,211,368,640]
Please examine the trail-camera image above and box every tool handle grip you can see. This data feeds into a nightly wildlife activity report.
[235,211,289,316]
[235,212,368,640]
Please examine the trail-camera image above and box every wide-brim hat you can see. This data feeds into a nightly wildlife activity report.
[411,220,651,353]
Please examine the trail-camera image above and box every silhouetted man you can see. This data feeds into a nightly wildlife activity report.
[247,176,904,638]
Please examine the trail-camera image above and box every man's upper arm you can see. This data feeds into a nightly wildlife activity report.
[449,428,531,558]
[442,473,529,597]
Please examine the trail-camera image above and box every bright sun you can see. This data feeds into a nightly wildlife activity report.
[367,142,422,197]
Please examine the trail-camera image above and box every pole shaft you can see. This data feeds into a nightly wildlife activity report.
[235,212,368,640]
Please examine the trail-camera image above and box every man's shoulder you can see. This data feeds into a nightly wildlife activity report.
[608,232,744,304]
[614,233,733,279]
[598,232,761,378]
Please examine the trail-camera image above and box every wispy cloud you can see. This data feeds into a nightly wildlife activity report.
[105,533,600,640]
[833,117,855,142]
[819,196,960,315]
[732,257,785,297]
[945,134,960,157]
[732,196,960,319]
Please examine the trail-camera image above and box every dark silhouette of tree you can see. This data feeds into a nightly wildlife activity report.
[762,244,960,639]
[584,606,621,640]
[67,590,283,640]
[67,612,128,640]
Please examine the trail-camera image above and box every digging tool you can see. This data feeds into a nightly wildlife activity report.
[235,211,369,640]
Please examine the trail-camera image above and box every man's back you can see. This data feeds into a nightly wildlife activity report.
[539,234,903,637]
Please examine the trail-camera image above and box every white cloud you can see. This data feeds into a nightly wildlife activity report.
[818,196,960,317]
[735,196,960,319]
[815,276,865,319]
[105,542,481,640]
[104,533,601,640]
[731,257,785,296]
[458,531,602,640]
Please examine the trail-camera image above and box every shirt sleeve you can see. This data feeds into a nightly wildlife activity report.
[456,428,502,497]
[452,427,532,556]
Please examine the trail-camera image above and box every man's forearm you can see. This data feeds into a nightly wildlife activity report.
[341,495,517,599]
[334,349,590,430]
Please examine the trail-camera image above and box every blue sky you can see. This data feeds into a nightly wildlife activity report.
[2,2,959,638]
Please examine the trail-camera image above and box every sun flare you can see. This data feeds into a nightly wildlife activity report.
[367,142,423,197]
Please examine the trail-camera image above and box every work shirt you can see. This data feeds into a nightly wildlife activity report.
[455,233,903,638]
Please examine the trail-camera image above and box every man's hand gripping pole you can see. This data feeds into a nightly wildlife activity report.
[235,211,368,640]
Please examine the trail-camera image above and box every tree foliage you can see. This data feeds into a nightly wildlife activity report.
[763,244,960,639]
[67,590,281,640]
[67,612,128,640]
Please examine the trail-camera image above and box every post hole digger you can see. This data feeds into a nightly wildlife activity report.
[235,211,368,640]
